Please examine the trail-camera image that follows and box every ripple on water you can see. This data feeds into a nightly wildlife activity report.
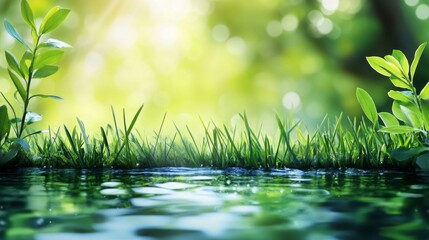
[100,188,127,196]
[155,182,196,190]
[101,182,122,188]
[132,187,173,195]
[130,198,163,207]
[187,176,215,181]
[292,189,330,196]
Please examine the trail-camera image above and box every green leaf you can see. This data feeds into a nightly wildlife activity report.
[366,56,403,78]
[379,125,416,134]
[390,76,411,90]
[31,28,38,45]
[411,42,427,81]
[416,152,429,170]
[19,50,33,79]
[356,88,378,126]
[384,55,404,77]
[387,90,413,103]
[420,81,429,100]
[0,142,20,165]
[39,6,70,34]
[5,51,24,77]
[392,100,412,125]
[422,100,429,130]
[392,49,409,77]
[34,50,64,69]
[7,69,27,102]
[33,65,59,79]
[366,56,391,77]
[391,147,429,161]
[21,0,36,30]
[0,105,11,141]
[378,112,399,127]
[30,94,63,101]
[4,20,29,48]
[400,105,423,129]
[10,138,30,152]
[39,39,72,49]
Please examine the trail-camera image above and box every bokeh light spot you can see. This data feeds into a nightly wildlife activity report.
[282,14,299,32]
[282,92,301,110]
[416,4,429,20]
[212,24,230,42]
[266,21,283,37]
[321,0,339,13]
[226,37,247,55]
[404,0,419,7]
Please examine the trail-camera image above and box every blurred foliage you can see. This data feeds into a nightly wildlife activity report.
[1,0,429,135]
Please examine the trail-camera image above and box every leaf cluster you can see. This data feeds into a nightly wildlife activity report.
[357,43,429,170]
[0,0,70,166]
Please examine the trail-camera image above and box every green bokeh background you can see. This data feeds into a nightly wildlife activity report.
[1,0,429,135]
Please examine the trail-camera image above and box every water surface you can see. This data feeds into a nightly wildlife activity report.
[1,168,428,239]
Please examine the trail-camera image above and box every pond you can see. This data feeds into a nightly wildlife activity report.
[0,168,428,240]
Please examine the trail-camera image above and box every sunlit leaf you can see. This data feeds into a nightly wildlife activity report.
[366,56,403,78]
[0,105,11,141]
[34,50,64,69]
[39,6,70,34]
[421,100,429,130]
[366,56,391,77]
[39,39,72,49]
[391,147,429,161]
[392,49,409,77]
[31,28,38,45]
[387,90,413,103]
[378,112,399,127]
[379,125,416,134]
[411,42,427,81]
[19,50,32,79]
[416,152,429,170]
[4,20,29,48]
[5,51,24,77]
[420,81,429,100]
[400,105,423,129]
[7,69,27,102]
[390,76,411,89]
[356,88,378,126]
[384,55,404,77]
[21,0,36,30]
[33,65,59,79]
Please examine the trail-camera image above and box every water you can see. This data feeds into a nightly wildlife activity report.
[1,168,428,240]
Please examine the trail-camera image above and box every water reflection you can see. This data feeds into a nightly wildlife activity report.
[0,168,428,239]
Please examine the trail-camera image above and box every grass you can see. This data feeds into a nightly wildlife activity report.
[4,106,418,170]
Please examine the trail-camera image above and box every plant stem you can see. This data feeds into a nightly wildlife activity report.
[18,34,41,138]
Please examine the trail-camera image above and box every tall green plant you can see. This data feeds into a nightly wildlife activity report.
[357,42,429,170]
[0,0,70,165]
